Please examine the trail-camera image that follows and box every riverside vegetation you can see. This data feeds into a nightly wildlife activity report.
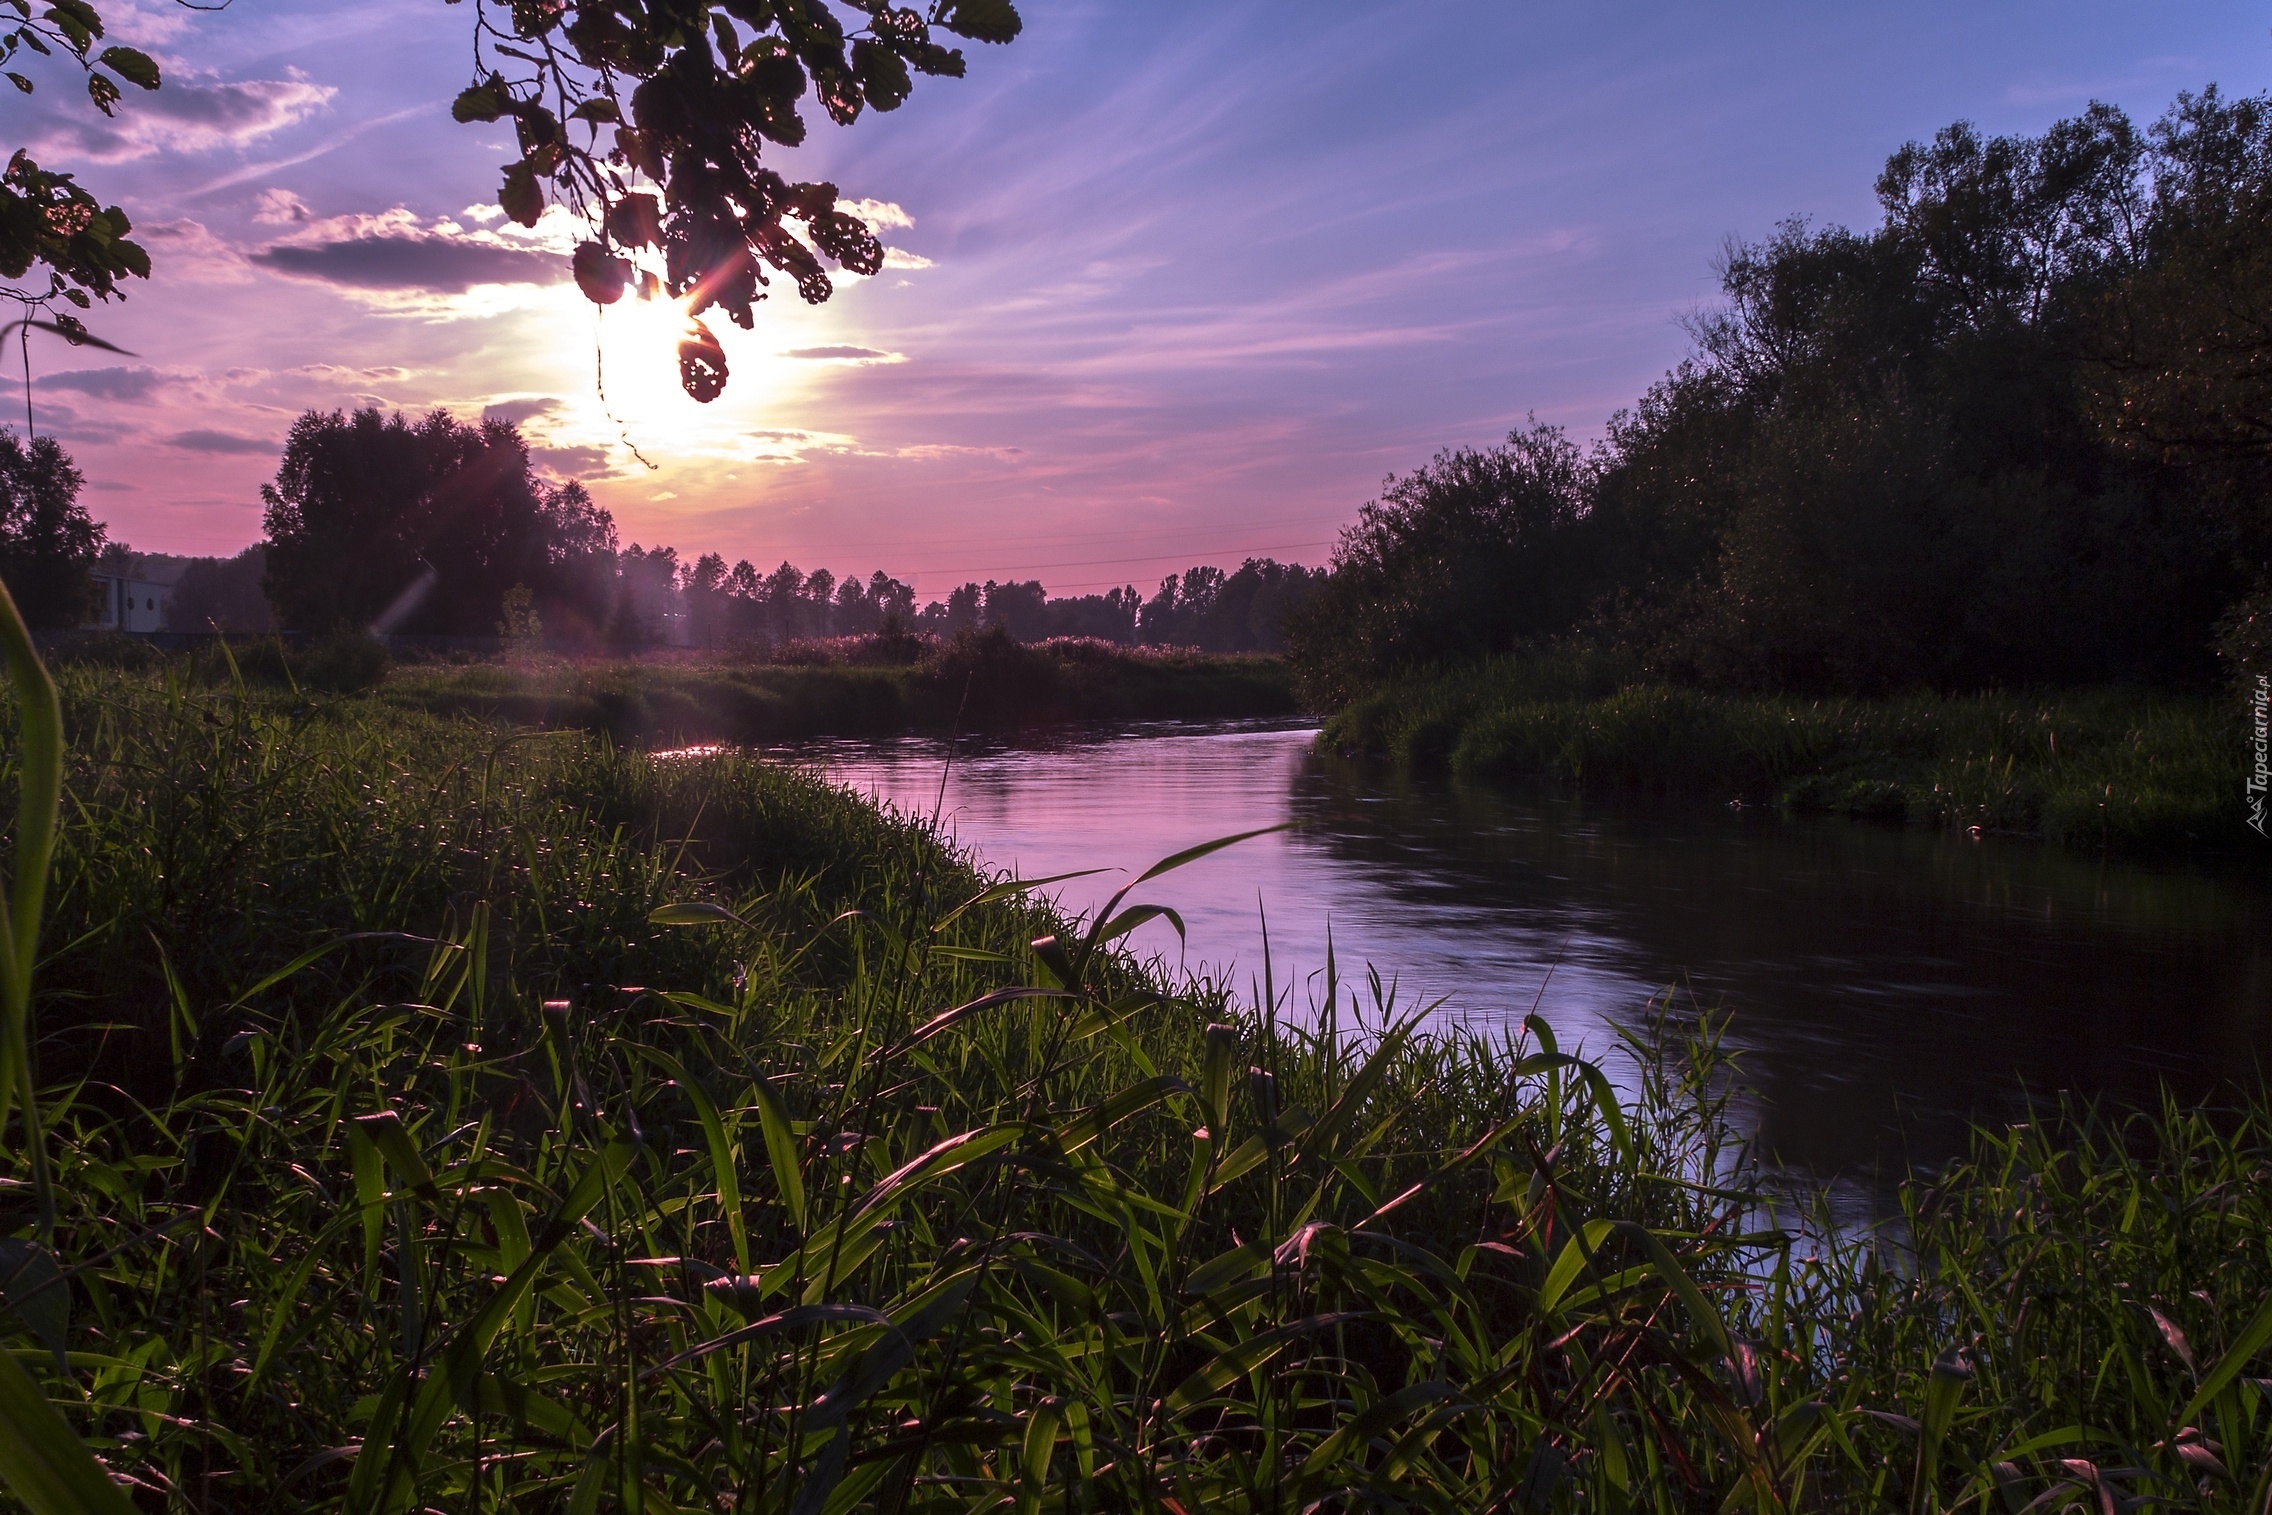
[0,640,2263,1512]
[373,631,1297,743]
[45,626,1298,744]
[1285,89,2272,859]
[1323,671,2239,855]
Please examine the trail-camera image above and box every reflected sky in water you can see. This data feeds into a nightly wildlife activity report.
[781,718,2272,1193]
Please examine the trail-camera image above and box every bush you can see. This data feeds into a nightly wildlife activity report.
[300,628,391,691]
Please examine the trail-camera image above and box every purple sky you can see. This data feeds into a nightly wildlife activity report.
[10,0,2268,597]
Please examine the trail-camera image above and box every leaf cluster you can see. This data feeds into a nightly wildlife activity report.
[451,0,1020,399]
[0,0,157,307]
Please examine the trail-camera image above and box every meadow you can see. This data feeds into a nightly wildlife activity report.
[0,653,2264,1512]
[371,631,1297,744]
[1322,660,2252,856]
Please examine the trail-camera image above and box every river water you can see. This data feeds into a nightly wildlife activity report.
[779,717,2272,1202]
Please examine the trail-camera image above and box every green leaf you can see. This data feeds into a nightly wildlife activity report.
[40,0,98,40]
[350,1142,634,1515]
[1162,1312,1374,1415]
[1053,1073,1194,1156]
[1132,822,1291,888]
[1200,1022,1238,1134]
[0,1348,138,1515]
[648,900,746,927]
[884,986,1073,1059]
[604,191,662,248]
[5,74,31,94]
[93,45,153,88]
[452,74,509,123]
[498,161,542,227]
[639,1050,748,1271]
[0,1239,67,1369]
[1611,1219,1732,1358]
[2174,1291,2272,1429]
[939,0,1019,43]
[353,1110,438,1202]
[82,69,115,115]
[749,1075,806,1233]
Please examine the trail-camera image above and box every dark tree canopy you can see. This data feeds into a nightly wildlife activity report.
[0,426,104,625]
[1288,86,2272,705]
[261,408,619,636]
[1285,426,1590,708]
[452,0,1021,400]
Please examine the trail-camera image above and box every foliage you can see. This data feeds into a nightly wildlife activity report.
[164,543,273,633]
[260,408,619,638]
[0,0,158,316]
[1135,558,1326,653]
[1288,86,2272,707]
[1323,673,2247,855]
[1284,424,1589,709]
[450,0,1020,400]
[1,673,2269,1510]
[0,428,100,627]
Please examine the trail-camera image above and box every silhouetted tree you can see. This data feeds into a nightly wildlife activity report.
[1286,84,2272,705]
[170,545,274,633]
[0,428,104,626]
[262,408,617,637]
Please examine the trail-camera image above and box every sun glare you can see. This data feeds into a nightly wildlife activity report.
[541,285,790,462]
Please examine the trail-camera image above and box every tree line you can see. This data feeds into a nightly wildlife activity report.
[0,407,1319,652]
[1288,86,2272,706]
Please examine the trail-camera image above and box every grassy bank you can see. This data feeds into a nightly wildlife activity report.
[368,631,1297,744]
[0,668,2266,1512]
[1324,660,2256,854]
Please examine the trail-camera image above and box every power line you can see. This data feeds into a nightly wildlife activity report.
[722,513,1351,560]
[888,539,1333,579]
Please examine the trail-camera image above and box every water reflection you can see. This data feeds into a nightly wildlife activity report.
[782,718,2272,1193]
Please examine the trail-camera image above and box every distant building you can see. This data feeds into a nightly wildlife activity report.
[88,560,185,632]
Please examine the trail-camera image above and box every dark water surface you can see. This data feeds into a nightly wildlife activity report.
[779,718,2272,1196]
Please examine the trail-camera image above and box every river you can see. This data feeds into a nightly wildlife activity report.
[777,716,2272,1207]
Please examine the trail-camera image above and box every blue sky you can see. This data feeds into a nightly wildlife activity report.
[11,0,2268,593]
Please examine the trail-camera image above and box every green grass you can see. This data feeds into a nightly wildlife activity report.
[1323,660,2256,855]
[366,631,1298,744]
[0,665,2267,1513]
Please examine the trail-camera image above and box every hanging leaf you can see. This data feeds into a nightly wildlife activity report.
[678,318,727,402]
[93,44,153,88]
[571,240,630,304]
[498,161,543,228]
[606,192,663,248]
[452,74,511,123]
[940,0,1020,43]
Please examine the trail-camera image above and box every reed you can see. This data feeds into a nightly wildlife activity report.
[1324,665,2250,855]
[0,664,2264,1513]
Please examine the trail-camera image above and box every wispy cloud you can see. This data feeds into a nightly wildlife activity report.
[783,346,904,363]
[40,366,183,401]
[37,74,335,162]
[165,429,277,454]
[254,236,560,292]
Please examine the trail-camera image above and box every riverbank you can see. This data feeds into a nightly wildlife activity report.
[375,631,1297,743]
[5,668,2268,1511]
[1323,661,2254,855]
[42,627,1300,742]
